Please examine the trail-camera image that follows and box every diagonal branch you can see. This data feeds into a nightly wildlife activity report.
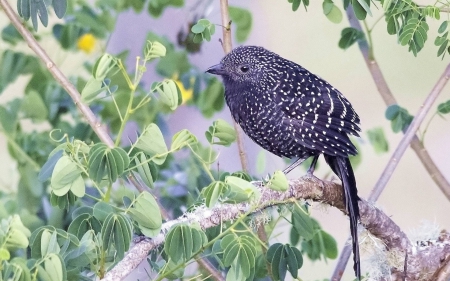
[332,8,450,280]
[370,64,450,200]
[101,177,411,281]
[346,8,450,200]
[0,0,114,148]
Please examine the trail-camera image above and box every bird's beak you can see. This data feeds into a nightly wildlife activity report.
[206,63,225,75]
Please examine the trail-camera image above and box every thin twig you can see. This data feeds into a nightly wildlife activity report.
[219,0,249,173]
[346,8,450,200]
[0,0,114,148]
[331,9,450,280]
[370,60,450,194]
[196,258,225,281]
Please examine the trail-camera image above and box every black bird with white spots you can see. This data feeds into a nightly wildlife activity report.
[207,46,362,280]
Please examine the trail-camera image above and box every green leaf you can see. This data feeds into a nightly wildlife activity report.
[367,127,389,154]
[0,248,10,260]
[191,23,206,34]
[339,27,365,50]
[201,181,228,207]
[171,129,198,151]
[302,227,338,261]
[44,253,65,281]
[51,155,84,197]
[93,53,118,80]
[256,150,266,174]
[197,77,225,117]
[128,192,162,237]
[50,190,77,209]
[39,150,63,182]
[323,0,342,23]
[88,143,130,183]
[147,0,184,18]
[93,201,115,222]
[437,100,450,114]
[385,104,413,133]
[81,77,105,104]
[0,51,30,93]
[291,0,301,11]
[0,100,20,135]
[291,204,315,241]
[221,234,256,279]
[101,213,132,259]
[154,79,179,110]
[67,213,101,240]
[438,21,448,34]
[58,23,82,49]
[2,215,31,250]
[164,224,208,263]
[398,16,429,56]
[225,176,259,203]
[229,6,253,43]
[267,243,303,280]
[52,0,67,18]
[135,123,168,165]
[322,0,334,14]
[289,0,309,11]
[267,170,289,191]
[385,104,400,120]
[20,90,48,120]
[145,41,167,60]
[133,152,158,189]
[205,119,237,146]
[1,24,23,45]
[321,230,338,258]
[17,0,48,31]
[352,0,371,20]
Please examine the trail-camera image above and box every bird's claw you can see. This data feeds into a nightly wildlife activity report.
[301,172,325,190]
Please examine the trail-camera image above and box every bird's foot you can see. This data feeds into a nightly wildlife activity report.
[301,172,326,191]
[301,171,320,182]
[250,180,263,186]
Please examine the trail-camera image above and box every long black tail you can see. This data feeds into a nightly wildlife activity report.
[324,155,361,280]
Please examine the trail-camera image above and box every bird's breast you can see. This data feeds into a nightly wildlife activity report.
[225,89,300,157]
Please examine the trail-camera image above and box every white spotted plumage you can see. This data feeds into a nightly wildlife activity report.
[213,46,360,159]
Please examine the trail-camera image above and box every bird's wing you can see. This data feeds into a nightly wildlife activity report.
[274,65,360,156]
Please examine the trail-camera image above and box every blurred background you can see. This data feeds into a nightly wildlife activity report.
[0,0,449,280]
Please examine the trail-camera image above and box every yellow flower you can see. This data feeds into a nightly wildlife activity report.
[77,33,96,53]
[174,76,194,104]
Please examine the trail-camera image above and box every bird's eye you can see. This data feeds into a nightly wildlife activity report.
[240,66,250,73]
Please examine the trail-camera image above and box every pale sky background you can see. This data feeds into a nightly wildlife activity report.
[1,0,450,280]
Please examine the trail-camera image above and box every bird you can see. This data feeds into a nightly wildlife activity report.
[206,46,361,279]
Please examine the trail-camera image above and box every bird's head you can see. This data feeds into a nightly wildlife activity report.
[206,46,278,87]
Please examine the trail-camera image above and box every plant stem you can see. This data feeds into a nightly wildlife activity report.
[362,20,375,60]
[219,0,249,173]
[345,6,450,199]
[0,0,114,148]
[370,63,450,200]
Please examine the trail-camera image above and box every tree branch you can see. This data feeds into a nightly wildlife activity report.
[219,0,249,173]
[370,62,450,197]
[346,8,450,200]
[101,177,414,281]
[332,9,450,280]
[0,0,114,148]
